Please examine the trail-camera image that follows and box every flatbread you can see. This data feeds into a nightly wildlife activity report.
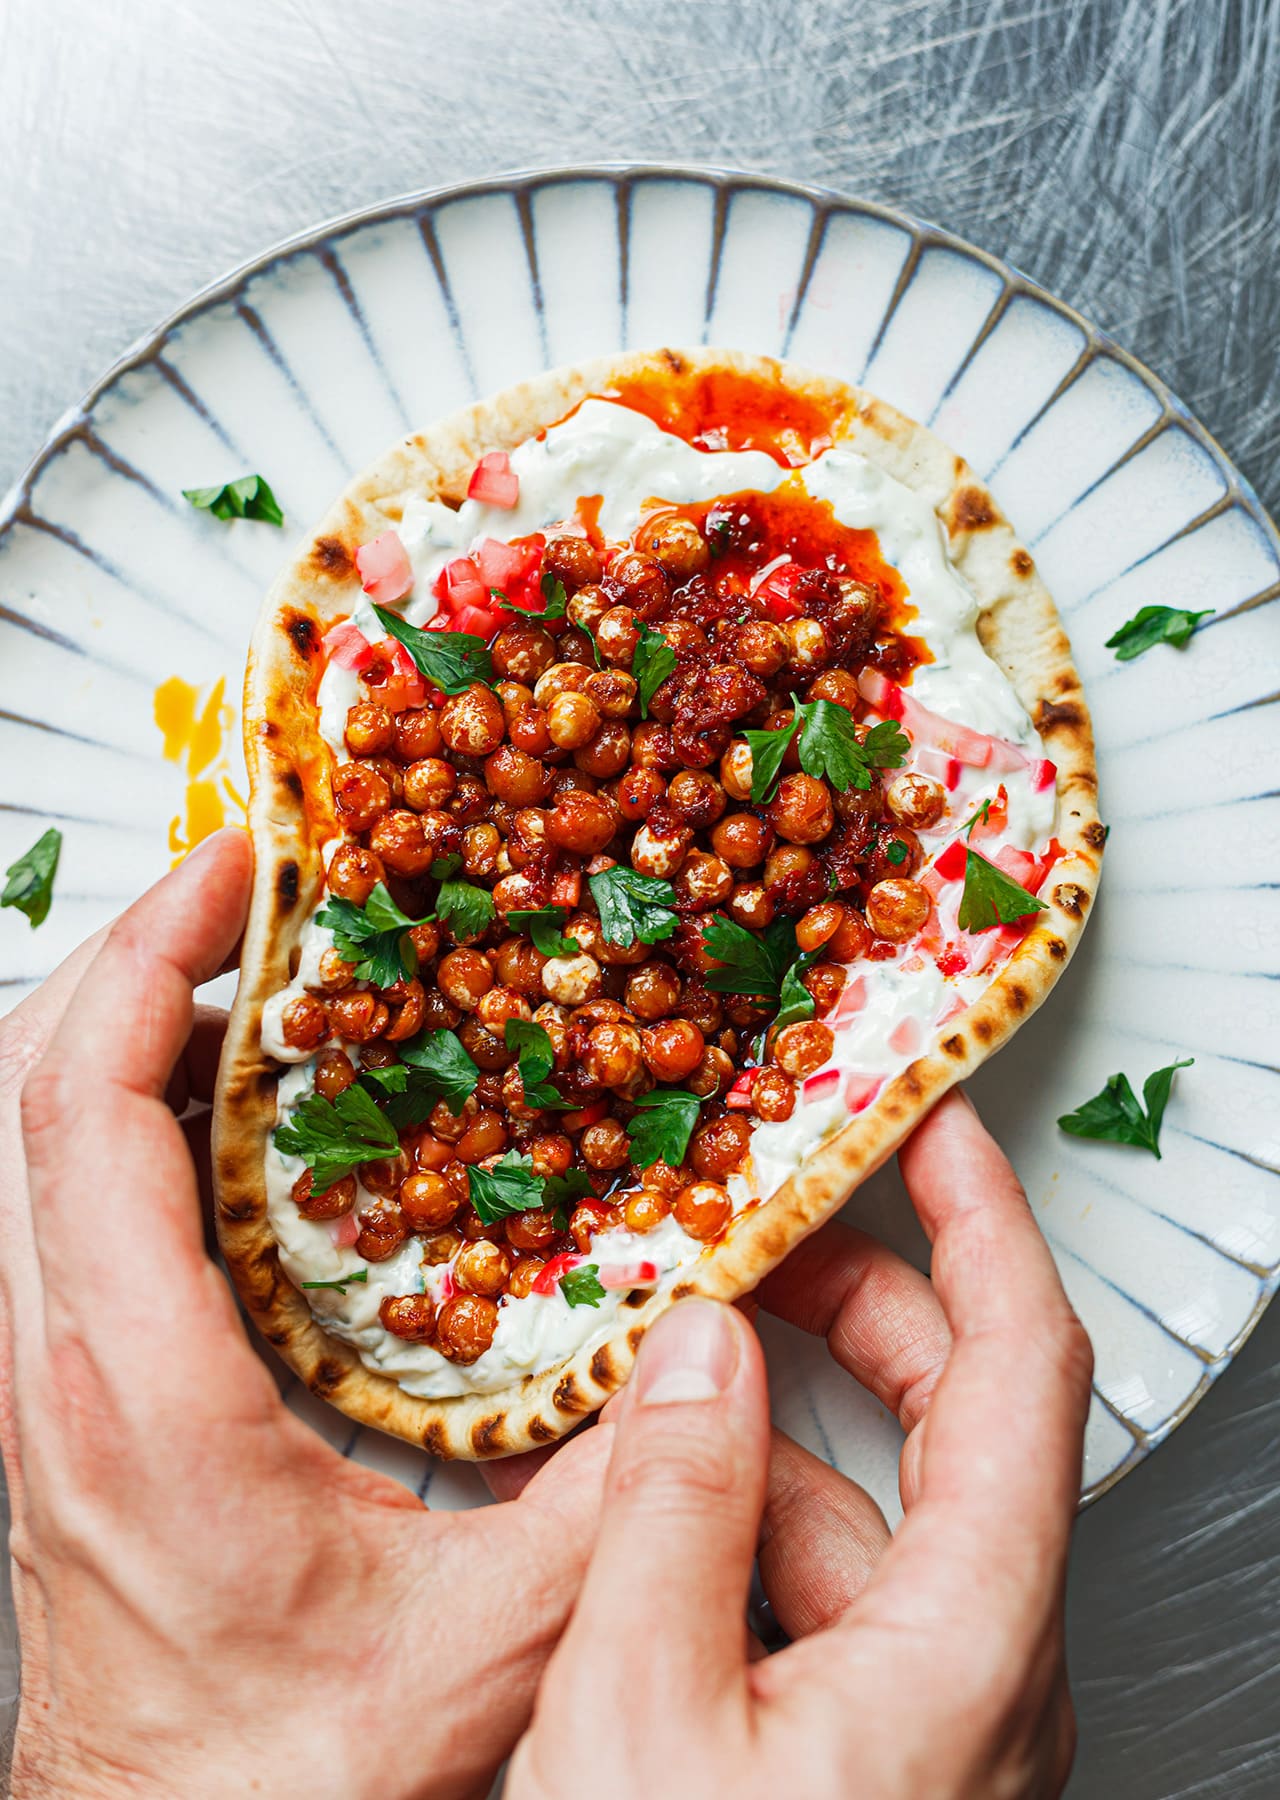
[212,348,1103,1458]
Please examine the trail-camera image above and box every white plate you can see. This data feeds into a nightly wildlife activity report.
[2,166,1277,1514]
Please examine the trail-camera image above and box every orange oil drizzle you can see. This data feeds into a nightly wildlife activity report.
[153,675,245,861]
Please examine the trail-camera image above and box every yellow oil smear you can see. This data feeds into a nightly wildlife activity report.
[154,675,245,861]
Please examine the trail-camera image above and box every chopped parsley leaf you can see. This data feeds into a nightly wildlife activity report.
[794,700,910,793]
[560,1263,606,1308]
[301,1270,369,1292]
[702,914,798,998]
[273,1086,399,1189]
[957,850,1048,933]
[430,854,496,942]
[631,621,677,719]
[468,1151,547,1224]
[743,714,800,804]
[504,1018,571,1110]
[316,882,426,987]
[588,864,678,947]
[371,605,493,694]
[627,1090,702,1170]
[509,905,577,957]
[500,572,568,623]
[1,826,62,929]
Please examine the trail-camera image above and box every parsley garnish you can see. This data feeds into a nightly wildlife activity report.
[886,839,909,867]
[300,1270,369,1292]
[743,714,800,804]
[542,1168,594,1215]
[957,850,1048,933]
[273,1086,399,1189]
[357,1061,441,1131]
[2,826,62,928]
[1058,1059,1193,1159]
[1106,606,1214,662]
[183,474,283,526]
[504,1019,571,1110]
[631,621,677,719]
[509,906,577,957]
[374,1027,482,1123]
[469,1151,547,1224]
[627,1090,702,1170]
[588,865,679,947]
[500,572,568,623]
[371,605,493,693]
[702,914,798,998]
[772,949,821,1031]
[431,854,496,942]
[316,882,426,987]
[963,800,991,838]
[794,699,910,793]
[560,1263,606,1308]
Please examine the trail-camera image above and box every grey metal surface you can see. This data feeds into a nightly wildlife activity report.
[2,1,1278,1793]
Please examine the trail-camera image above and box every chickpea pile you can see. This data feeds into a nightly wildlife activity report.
[280,492,939,1366]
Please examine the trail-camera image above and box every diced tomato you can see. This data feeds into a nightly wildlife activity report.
[856,667,897,712]
[355,530,414,605]
[599,1261,660,1289]
[935,947,969,977]
[550,868,582,909]
[328,1215,359,1248]
[843,1072,884,1112]
[450,603,502,640]
[986,737,1031,774]
[993,845,1039,889]
[802,1068,841,1103]
[725,1069,758,1110]
[474,536,543,611]
[916,747,962,790]
[575,1196,616,1220]
[969,785,1008,843]
[437,1269,456,1304]
[532,1252,582,1296]
[933,840,968,883]
[889,1016,922,1057]
[363,638,427,711]
[831,974,868,1022]
[467,450,520,509]
[439,556,488,612]
[917,907,945,955]
[323,619,378,673]
[561,1101,608,1133]
[937,993,967,1024]
[1029,758,1058,793]
[425,611,451,631]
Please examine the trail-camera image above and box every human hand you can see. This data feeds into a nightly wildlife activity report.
[0,829,616,1800]
[508,1090,1093,1800]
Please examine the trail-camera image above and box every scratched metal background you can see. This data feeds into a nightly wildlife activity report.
[2,1,1279,1793]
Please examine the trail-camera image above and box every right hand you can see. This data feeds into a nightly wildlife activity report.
[509,1089,1094,1800]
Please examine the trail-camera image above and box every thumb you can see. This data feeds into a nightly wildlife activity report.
[554,1299,770,1715]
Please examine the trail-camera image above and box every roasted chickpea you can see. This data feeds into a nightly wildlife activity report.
[629,721,677,770]
[710,812,773,869]
[673,1180,732,1241]
[543,533,602,591]
[607,549,668,616]
[455,821,497,881]
[367,810,434,876]
[625,960,681,1021]
[439,684,506,757]
[687,1045,734,1099]
[402,757,457,811]
[594,604,641,666]
[325,844,384,905]
[796,900,845,953]
[585,668,637,719]
[399,1170,459,1233]
[827,907,871,962]
[326,990,389,1043]
[569,1200,622,1253]
[773,1020,835,1078]
[885,772,947,831]
[674,849,733,910]
[582,1021,645,1089]
[332,762,391,832]
[784,617,830,674]
[421,1227,463,1266]
[674,984,723,1035]
[631,820,693,878]
[803,961,847,1017]
[428,1096,475,1146]
[354,1200,407,1262]
[291,1169,356,1220]
[751,1067,796,1122]
[866,826,922,884]
[456,1014,512,1072]
[690,1113,752,1180]
[548,788,618,855]
[768,774,834,846]
[641,1019,705,1083]
[806,668,862,711]
[506,704,553,757]
[453,1238,512,1297]
[344,701,394,756]
[866,877,932,942]
[546,690,601,752]
[377,1293,437,1342]
[726,880,774,931]
[456,1111,509,1164]
[622,1188,671,1233]
[474,985,532,1036]
[719,740,755,803]
[437,948,494,1011]
[506,1255,545,1298]
[762,844,812,889]
[481,743,548,807]
[566,584,612,634]
[533,661,593,707]
[494,678,534,717]
[540,952,603,1006]
[491,936,547,997]
[492,623,556,682]
[310,947,354,994]
[733,619,788,676]
[279,994,328,1052]
[394,708,442,761]
[450,774,492,824]
[435,1294,499,1363]
[574,718,630,777]
[636,512,710,580]
[505,1206,560,1255]
[581,1117,631,1169]
[384,976,427,1043]
[639,1159,691,1199]
[310,1049,356,1102]
[526,1135,572,1182]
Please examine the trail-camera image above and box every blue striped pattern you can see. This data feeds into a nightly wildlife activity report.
[2,168,1276,1514]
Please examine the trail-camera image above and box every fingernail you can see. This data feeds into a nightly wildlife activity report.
[637,1300,738,1406]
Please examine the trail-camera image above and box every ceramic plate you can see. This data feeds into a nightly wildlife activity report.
[2,166,1277,1514]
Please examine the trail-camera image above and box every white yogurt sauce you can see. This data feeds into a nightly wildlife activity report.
[283,398,1057,1396]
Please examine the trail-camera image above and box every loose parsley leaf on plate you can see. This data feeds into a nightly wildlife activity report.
[627,1090,703,1170]
[560,1263,606,1308]
[316,881,426,987]
[1,826,62,928]
[469,1151,547,1224]
[273,1086,399,1189]
[957,850,1048,933]
[1058,1059,1193,1159]
[509,905,577,957]
[396,1028,481,1116]
[504,1018,572,1110]
[743,714,800,804]
[371,605,493,693]
[631,621,677,718]
[500,572,569,623]
[300,1270,369,1292]
[588,864,679,947]
[794,698,910,792]
[702,914,798,998]
[430,854,496,942]
[183,474,283,526]
[1105,605,1214,663]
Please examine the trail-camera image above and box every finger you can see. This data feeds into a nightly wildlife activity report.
[758,1430,891,1638]
[758,1219,950,1435]
[20,829,253,1337]
[553,1300,768,1719]
[165,1005,229,1115]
